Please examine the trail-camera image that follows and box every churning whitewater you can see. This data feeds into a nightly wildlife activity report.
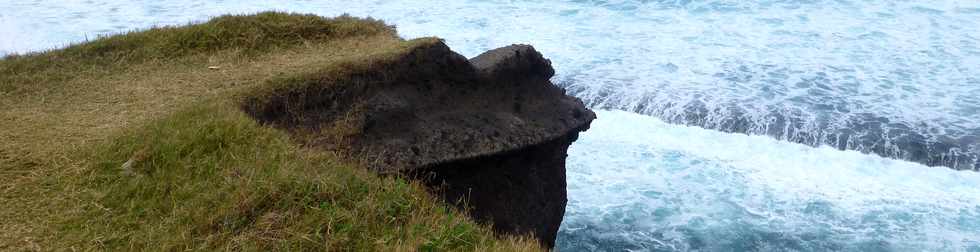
[3,0,979,170]
[3,0,979,250]
[561,110,980,251]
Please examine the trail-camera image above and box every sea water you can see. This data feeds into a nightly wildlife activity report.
[2,0,979,251]
[561,110,980,251]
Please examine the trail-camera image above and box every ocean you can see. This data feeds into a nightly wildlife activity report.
[3,0,979,250]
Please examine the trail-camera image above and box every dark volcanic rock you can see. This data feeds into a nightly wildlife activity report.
[243,40,594,247]
[410,132,578,248]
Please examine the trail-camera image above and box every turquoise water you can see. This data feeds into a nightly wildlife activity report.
[3,1,980,250]
[562,111,980,251]
[3,1,979,169]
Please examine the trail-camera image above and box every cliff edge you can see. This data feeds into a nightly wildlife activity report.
[243,41,595,247]
[3,12,574,250]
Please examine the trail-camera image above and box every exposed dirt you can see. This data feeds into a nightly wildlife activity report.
[243,41,594,247]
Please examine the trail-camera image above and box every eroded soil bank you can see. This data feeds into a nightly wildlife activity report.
[244,41,594,247]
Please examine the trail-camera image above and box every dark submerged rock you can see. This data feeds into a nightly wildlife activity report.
[243,41,595,247]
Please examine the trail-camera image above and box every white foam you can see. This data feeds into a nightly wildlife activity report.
[559,110,980,251]
[3,1,979,250]
[2,0,977,167]
[0,13,34,55]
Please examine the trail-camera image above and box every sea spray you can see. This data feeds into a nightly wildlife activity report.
[559,110,980,251]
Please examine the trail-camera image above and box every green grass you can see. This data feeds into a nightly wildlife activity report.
[0,12,392,95]
[69,101,526,250]
[0,12,540,251]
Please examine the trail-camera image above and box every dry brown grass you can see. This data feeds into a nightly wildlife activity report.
[0,12,541,251]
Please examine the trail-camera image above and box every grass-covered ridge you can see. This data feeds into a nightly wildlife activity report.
[0,12,539,250]
[0,12,392,95]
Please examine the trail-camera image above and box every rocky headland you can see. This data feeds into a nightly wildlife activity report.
[244,41,595,247]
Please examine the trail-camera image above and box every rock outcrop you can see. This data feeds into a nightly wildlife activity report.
[243,40,594,247]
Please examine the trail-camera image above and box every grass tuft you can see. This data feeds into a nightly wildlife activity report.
[0,12,393,95]
[65,101,528,250]
[0,12,541,251]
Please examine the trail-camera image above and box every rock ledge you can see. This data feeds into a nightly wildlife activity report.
[244,40,595,247]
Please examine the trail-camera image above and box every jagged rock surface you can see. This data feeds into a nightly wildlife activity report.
[244,41,594,247]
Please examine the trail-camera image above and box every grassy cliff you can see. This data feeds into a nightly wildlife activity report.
[0,12,539,251]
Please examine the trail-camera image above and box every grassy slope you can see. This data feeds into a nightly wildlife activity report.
[0,12,539,251]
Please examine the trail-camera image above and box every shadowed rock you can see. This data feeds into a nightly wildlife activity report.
[243,40,594,247]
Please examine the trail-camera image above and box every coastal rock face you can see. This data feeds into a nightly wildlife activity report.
[409,132,578,248]
[244,41,594,247]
